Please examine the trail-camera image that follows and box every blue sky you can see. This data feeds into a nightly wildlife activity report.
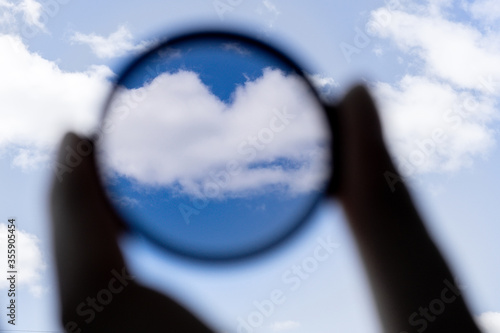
[1,0,500,332]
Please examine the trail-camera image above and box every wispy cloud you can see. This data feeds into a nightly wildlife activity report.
[70,25,154,59]
[0,0,45,32]
[11,148,50,170]
[0,223,47,297]
[262,0,280,16]
[17,0,43,28]
[465,0,500,24]
[113,196,140,208]
[255,0,280,30]
[222,42,251,55]
[270,320,300,331]
[367,1,500,175]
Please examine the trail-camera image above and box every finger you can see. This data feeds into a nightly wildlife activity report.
[328,86,480,332]
[328,85,397,203]
[50,132,126,308]
[50,132,215,332]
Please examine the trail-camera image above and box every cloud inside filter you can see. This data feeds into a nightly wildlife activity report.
[101,68,330,198]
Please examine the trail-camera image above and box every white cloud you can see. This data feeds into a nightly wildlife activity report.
[262,0,280,16]
[373,45,383,56]
[370,6,500,92]
[465,0,500,24]
[0,34,112,167]
[70,25,153,59]
[17,0,43,28]
[0,1,15,27]
[374,75,496,174]
[11,148,50,170]
[0,0,45,32]
[476,312,500,333]
[222,42,251,55]
[307,73,339,100]
[0,223,47,297]
[367,1,500,175]
[100,68,330,199]
[255,0,280,30]
[270,320,300,331]
[114,196,140,208]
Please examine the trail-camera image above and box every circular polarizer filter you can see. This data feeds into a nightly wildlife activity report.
[95,31,334,261]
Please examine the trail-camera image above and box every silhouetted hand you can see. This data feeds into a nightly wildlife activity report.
[50,135,213,331]
[332,86,480,332]
[50,85,480,332]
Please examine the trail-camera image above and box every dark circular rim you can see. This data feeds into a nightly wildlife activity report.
[93,29,337,262]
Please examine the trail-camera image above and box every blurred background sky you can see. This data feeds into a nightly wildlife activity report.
[0,0,500,332]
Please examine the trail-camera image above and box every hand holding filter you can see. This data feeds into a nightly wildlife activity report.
[95,31,335,261]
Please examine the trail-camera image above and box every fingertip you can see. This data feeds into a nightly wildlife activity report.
[328,84,396,201]
[51,131,97,208]
[51,131,128,233]
[56,131,94,163]
[339,84,384,145]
